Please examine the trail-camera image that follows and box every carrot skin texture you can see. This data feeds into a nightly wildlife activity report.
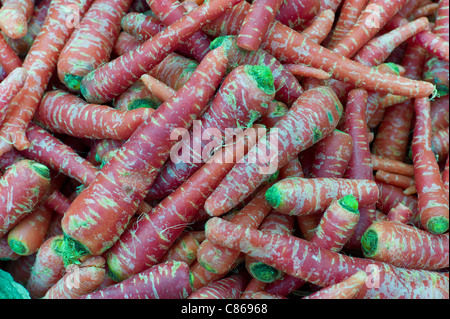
[265,177,379,216]
[80,0,244,104]
[0,33,23,75]
[0,0,95,156]
[301,9,335,44]
[375,181,419,223]
[57,0,134,91]
[205,217,449,299]
[0,67,28,115]
[412,98,449,234]
[237,0,284,52]
[188,271,250,299]
[0,159,51,237]
[61,47,228,259]
[160,231,204,266]
[386,203,413,224]
[34,90,155,140]
[204,86,343,217]
[0,0,34,39]
[362,221,449,270]
[0,237,20,261]
[275,0,320,29]
[81,261,192,299]
[303,271,368,299]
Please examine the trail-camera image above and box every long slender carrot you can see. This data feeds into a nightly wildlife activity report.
[412,97,449,234]
[147,64,275,200]
[26,235,65,299]
[362,220,449,270]
[236,0,284,52]
[0,33,23,75]
[188,270,250,299]
[303,271,368,299]
[375,170,415,189]
[443,155,449,201]
[0,0,35,39]
[327,0,369,50]
[204,86,343,217]
[57,0,134,91]
[81,261,193,299]
[300,9,335,44]
[0,0,95,157]
[106,125,264,281]
[204,1,435,98]
[205,217,449,299]
[43,256,106,299]
[412,27,450,62]
[283,64,331,80]
[7,205,53,256]
[60,47,228,263]
[34,90,155,140]
[0,67,28,116]
[147,0,211,62]
[0,159,51,237]
[410,2,439,19]
[80,0,243,104]
[265,177,379,216]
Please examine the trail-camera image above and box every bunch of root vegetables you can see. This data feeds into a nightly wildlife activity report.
[0,0,448,300]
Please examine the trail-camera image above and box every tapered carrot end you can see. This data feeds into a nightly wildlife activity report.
[426,216,449,234]
[361,228,378,258]
[265,185,281,209]
[338,194,359,214]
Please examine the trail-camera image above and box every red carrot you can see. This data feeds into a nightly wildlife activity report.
[430,95,449,131]
[431,127,449,162]
[240,278,267,299]
[375,181,419,220]
[147,0,211,62]
[81,261,192,299]
[0,67,28,116]
[0,33,23,75]
[190,260,229,291]
[7,205,53,256]
[319,0,343,12]
[410,2,439,19]
[265,177,379,216]
[412,97,449,234]
[443,155,449,201]
[362,220,449,270]
[26,235,66,299]
[205,217,449,299]
[160,231,205,266]
[258,101,288,130]
[375,170,415,189]
[279,157,304,179]
[204,86,343,217]
[301,9,335,44]
[141,74,176,102]
[275,0,320,29]
[303,271,368,299]
[34,90,155,140]
[80,0,242,104]
[4,253,36,286]
[0,237,20,261]
[112,79,163,112]
[327,0,369,50]
[60,47,228,263]
[0,0,95,157]
[310,129,353,178]
[236,0,284,52]
[205,1,435,98]
[44,190,72,216]
[386,202,413,224]
[283,64,331,80]
[147,64,275,200]
[43,256,106,299]
[188,270,250,299]
[412,27,450,62]
[0,0,34,39]
[57,0,134,91]
[0,159,51,237]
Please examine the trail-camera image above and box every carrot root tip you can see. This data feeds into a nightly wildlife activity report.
[361,228,378,258]
[338,194,359,214]
[249,262,282,283]
[426,216,449,234]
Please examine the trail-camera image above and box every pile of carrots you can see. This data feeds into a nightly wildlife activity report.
[0,0,448,300]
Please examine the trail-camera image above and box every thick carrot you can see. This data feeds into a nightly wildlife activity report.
[375,170,415,189]
[430,95,449,131]
[310,129,353,178]
[236,0,284,52]
[412,27,450,62]
[386,202,413,224]
[210,35,303,106]
[362,220,449,270]
[81,261,192,299]
[265,177,379,216]
[34,90,155,140]
[0,0,34,39]
[431,127,449,162]
[412,97,449,234]
[80,0,243,104]
[204,86,343,217]
[0,33,23,75]
[303,271,368,299]
[275,0,320,29]
[20,123,98,186]
[26,235,65,299]
[204,217,449,299]
[43,256,106,299]
[258,101,288,130]
[7,205,53,256]
[204,1,435,98]
[188,270,250,299]
[197,184,273,275]
[327,0,369,50]
[60,47,228,262]
[0,159,51,237]
[147,0,211,62]
[57,0,134,91]
[0,0,95,157]
[0,67,28,116]
[147,64,275,200]
[245,211,295,283]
